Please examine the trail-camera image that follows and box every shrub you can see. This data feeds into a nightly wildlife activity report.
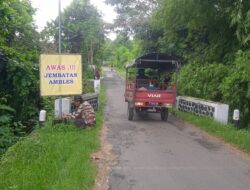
[177,50,250,128]
[177,62,229,101]
[221,50,250,128]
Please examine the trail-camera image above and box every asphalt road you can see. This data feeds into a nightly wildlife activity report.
[102,67,250,190]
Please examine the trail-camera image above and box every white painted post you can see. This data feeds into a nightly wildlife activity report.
[39,110,47,126]
[233,109,240,128]
[39,110,46,122]
[94,79,101,93]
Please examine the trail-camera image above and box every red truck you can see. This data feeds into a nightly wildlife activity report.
[124,53,179,121]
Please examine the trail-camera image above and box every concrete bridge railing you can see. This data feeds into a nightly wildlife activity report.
[176,96,229,124]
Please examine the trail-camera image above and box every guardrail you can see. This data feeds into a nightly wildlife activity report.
[176,96,229,124]
[82,93,99,111]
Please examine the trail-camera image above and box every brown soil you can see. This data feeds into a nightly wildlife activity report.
[92,124,114,190]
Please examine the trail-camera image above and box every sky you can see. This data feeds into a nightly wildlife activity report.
[31,0,117,39]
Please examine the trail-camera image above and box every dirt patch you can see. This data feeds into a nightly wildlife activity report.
[92,124,114,190]
[194,137,221,151]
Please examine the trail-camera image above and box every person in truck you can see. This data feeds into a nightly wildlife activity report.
[136,69,149,88]
[136,69,149,79]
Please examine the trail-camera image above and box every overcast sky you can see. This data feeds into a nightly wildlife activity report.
[31,0,117,39]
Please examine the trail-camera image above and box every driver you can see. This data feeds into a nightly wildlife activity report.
[136,69,149,88]
[136,69,149,79]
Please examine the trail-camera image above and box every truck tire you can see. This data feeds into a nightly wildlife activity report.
[127,103,134,121]
[161,108,168,121]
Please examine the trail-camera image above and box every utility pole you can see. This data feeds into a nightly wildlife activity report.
[58,0,62,119]
[90,40,93,65]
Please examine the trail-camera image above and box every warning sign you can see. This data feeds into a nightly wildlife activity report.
[40,54,82,96]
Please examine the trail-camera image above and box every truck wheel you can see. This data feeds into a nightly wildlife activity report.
[127,103,134,121]
[161,108,168,121]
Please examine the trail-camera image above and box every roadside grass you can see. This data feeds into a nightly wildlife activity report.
[175,110,250,154]
[0,86,106,190]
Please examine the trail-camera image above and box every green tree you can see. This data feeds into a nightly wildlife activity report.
[229,0,250,46]
[41,0,104,66]
[148,0,243,62]
[102,34,142,68]
[105,0,157,36]
[0,0,41,154]
[221,50,250,127]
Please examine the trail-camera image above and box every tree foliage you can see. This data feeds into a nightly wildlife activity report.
[102,35,142,68]
[41,0,105,66]
[0,0,41,154]
[177,63,229,102]
[221,51,250,126]
[105,0,157,36]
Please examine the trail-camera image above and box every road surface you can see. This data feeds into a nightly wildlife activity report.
[102,67,250,190]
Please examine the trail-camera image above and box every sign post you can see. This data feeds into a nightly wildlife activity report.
[58,0,62,118]
[39,1,83,120]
